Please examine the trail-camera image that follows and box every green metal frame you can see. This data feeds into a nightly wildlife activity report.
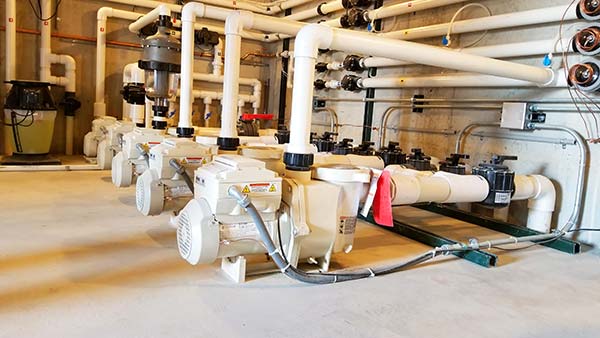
[416,204,581,254]
[361,214,498,268]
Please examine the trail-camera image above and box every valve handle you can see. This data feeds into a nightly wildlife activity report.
[491,154,518,165]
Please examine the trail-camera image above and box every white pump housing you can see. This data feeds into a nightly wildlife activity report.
[111,128,167,188]
[136,138,216,216]
[177,155,283,266]
[97,120,135,169]
[83,116,117,157]
[175,154,373,282]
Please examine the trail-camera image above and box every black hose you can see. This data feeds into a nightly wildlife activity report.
[228,186,459,284]
[169,159,194,193]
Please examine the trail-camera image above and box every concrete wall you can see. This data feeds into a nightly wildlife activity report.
[0,0,272,154]
[268,0,600,246]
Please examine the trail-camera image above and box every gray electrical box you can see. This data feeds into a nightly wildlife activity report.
[501,102,529,130]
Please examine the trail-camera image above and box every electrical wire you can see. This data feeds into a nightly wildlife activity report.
[559,0,600,143]
[493,227,600,251]
[445,3,492,48]
[2,110,35,127]
[28,0,62,21]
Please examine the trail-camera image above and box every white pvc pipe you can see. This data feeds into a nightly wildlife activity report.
[324,0,467,28]
[387,167,489,205]
[513,175,557,233]
[145,98,153,129]
[5,0,16,84]
[383,5,578,40]
[358,71,568,89]
[40,0,76,92]
[221,11,253,138]
[106,0,313,15]
[287,23,556,156]
[128,5,170,34]
[286,0,343,22]
[213,38,224,76]
[179,5,305,134]
[362,39,572,68]
[95,7,141,117]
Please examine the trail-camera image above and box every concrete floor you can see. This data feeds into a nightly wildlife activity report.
[1,170,600,338]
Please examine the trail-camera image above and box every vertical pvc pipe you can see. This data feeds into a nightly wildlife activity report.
[40,0,52,82]
[221,16,244,138]
[65,116,74,155]
[95,14,108,117]
[5,0,16,83]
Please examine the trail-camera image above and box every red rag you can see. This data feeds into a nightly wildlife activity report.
[373,170,393,227]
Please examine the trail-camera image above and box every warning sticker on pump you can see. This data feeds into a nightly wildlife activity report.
[339,216,357,235]
[241,183,276,194]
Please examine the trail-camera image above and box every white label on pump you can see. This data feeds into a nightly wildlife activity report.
[183,157,206,165]
[361,169,383,218]
[495,192,511,204]
[339,216,357,235]
[220,222,259,240]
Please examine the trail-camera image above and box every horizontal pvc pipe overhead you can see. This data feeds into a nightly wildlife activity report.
[323,0,468,28]
[286,0,344,21]
[287,24,557,157]
[382,5,578,40]
[362,39,571,68]
[359,72,568,89]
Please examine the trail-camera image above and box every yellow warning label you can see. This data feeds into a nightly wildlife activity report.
[242,185,251,194]
[269,184,277,193]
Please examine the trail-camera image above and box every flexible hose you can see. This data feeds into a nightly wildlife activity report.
[169,159,194,194]
[136,143,150,165]
[228,186,462,284]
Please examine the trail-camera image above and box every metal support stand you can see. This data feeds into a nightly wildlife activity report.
[416,204,581,254]
[361,214,498,268]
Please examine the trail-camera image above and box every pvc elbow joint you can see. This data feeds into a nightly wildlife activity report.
[182,2,206,23]
[225,11,254,35]
[97,7,113,20]
[294,24,334,59]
